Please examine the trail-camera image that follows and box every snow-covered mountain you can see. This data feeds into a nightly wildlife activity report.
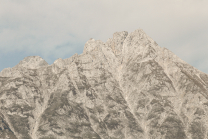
[1,29,208,139]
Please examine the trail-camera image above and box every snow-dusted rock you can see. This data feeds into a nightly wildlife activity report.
[0,29,208,139]
[16,56,48,69]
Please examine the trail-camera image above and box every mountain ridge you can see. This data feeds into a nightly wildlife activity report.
[0,29,208,139]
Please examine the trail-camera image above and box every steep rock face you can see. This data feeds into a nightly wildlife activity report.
[106,31,128,61]
[0,29,208,139]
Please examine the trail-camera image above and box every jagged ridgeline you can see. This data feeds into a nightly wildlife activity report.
[0,29,208,139]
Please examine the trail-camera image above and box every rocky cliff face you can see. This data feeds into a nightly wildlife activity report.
[1,29,208,139]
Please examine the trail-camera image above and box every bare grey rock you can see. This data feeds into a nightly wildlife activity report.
[16,56,49,69]
[0,29,208,139]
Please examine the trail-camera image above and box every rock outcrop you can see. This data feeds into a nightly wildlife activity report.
[0,29,208,139]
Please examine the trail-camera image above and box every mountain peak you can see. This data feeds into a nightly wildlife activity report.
[83,38,105,53]
[16,56,48,69]
[0,29,208,139]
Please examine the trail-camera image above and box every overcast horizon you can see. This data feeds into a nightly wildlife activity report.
[0,0,208,74]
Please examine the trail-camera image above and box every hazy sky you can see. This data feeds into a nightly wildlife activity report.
[0,0,208,73]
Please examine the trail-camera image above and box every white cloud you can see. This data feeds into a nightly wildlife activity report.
[0,0,208,73]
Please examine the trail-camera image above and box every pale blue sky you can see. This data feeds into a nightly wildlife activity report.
[0,0,208,73]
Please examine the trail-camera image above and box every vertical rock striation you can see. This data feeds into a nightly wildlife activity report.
[0,29,208,139]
